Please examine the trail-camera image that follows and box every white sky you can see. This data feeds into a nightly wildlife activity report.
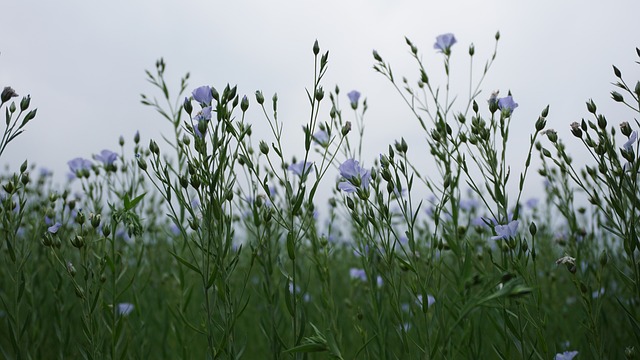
[2,0,639,204]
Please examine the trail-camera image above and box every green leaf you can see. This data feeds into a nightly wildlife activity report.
[169,251,201,276]
[124,192,146,211]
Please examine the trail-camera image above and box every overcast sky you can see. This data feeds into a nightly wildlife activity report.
[2,0,639,203]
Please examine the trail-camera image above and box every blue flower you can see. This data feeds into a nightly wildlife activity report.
[67,158,93,177]
[349,268,367,281]
[312,130,329,146]
[347,90,361,109]
[491,220,519,240]
[117,303,134,316]
[554,351,578,360]
[623,130,637,152]
[192,86,213,105]
[193,106,212,137]
[288,161,314,177]
[93,149,118,166]
[498,96,519,116]
[338,159,371,193]
[47,222,62,234]
[434,33,457,54]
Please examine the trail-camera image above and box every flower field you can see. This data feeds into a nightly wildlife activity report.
[1,34,639,359]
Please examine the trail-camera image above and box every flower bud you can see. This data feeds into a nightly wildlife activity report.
[611,91,624,102]
[102,224,111,237]
[240,95,249,112]
[137,157,147,171]
[91,214,101,228]
[372,50,382,62]
[597,114,607,130]
[468,43,475,56]
[75,211,85,225]
[71,235,85,249]
[255,90,264,105]
[183,97,192,115]
[535,117,547,132]
[586,99,597,114]
[342,121,352,136]
[1,86,18,103]
[67,261,77,277]
[529,221,537,236]
[119,135,125,146]
[20,95,31,111]
[613,65,622,78]
[20,172,30,185]
[149,139,160,155]
[620,122,632,137]
[20,160,28,173]
[313,40,320,55]
[259,140,269,155]
[190,176,200,189]
[315,87,324,101]
[134,131,140,144]
[570,122,582,138]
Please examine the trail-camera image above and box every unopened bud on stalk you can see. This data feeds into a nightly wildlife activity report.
[20,95,31,111]
[620,121,632,137]
[313,40,320,55]
[342,121,352,136]
[570,122,582,138]
[91,214,101,229]
[71,235,84,249]
[586,99,597,114]
[137,156,147,171]
[259,140,269,155]
[611,91,624,102]
[66,261,77,277]
[102,224,111,237]
[240,95,249,112]
[75,211,85,225]
[255,90,264,105]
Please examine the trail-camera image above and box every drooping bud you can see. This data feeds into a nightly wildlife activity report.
[570,122,582,138]
[1,86,18,103]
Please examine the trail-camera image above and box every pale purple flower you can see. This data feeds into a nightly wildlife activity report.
[117,303,134,316]
[347,90,361,109]
[349,268,367,281]
[312,130,329,146]
[39,167,52,177]
[288,161,314,177]
[526,198,539,209]
[623,130,637,152]
[93,149,118,166]
[192,86,213,105]
[193,106,212,137]
[498,96,519,116]
[491,220,519,240]
[554,351,578,360]
[338,159,371,193]
[376,276,384,288]
[67,158,93,176]
[48,222,62,234]
[434,33,457,54]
